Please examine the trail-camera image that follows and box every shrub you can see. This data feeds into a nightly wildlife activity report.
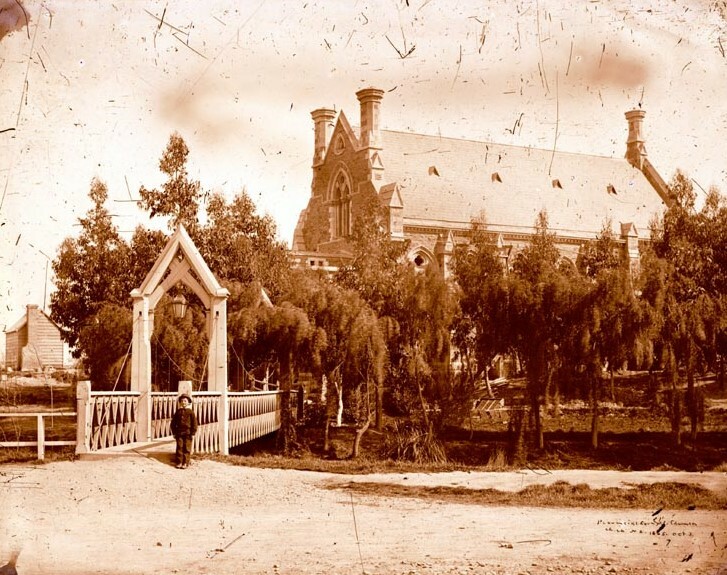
[382,421,447,464]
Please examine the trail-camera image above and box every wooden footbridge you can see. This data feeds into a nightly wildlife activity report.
[75,381,300,457]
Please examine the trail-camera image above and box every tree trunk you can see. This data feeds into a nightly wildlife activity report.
[335,379,343,427]
[530,387,543,450]
[665,348,681,447]
[590,376,600,450]
[719,356,725,392]
[415,345,430,429]
[324,418,331,453]
[375,378,383,432]
[351,417,371,459]
[686,343,698,443]
[672,388,682,447]
[609,368,615,403]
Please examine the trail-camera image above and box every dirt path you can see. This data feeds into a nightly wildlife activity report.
[1,454,726,575]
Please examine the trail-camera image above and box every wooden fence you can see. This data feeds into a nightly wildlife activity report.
[0,412,77,460]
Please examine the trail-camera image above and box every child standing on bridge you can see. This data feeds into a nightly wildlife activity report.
[171,394,198,469]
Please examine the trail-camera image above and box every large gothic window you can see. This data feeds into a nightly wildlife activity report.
[330,171,351,238]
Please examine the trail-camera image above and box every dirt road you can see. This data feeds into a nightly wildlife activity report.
[1,453,726,574]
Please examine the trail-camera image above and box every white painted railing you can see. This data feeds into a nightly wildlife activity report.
[0,412,76,460]
[76,384,140,453]
[76,382,301,455]
[151,392,177,439]
[228,391,282,447]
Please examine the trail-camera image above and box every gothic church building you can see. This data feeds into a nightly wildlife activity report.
[292,87,671,276]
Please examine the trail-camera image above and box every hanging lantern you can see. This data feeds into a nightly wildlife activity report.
[171,294,188,319]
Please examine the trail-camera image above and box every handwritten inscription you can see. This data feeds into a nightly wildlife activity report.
[596,516,697,537]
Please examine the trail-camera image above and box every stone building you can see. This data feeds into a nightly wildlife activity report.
[292,87,671,276]
[4,304,65,371]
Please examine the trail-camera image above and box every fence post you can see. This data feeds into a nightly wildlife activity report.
[296,384,305,421]
[37,414,45,460]
[219,387,229,456]
[76,381,92,454]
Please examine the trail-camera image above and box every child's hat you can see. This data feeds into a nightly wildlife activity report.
[178,394,192,403]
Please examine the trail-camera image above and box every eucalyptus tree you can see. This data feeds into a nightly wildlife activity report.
[50,179,133,364]
[199,191,292,302]
[53,134,294,394]
[138,132,202,233]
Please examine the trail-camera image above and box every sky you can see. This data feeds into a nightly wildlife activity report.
[1,0,726,357]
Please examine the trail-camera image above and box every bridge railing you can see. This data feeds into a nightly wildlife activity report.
[228,391,282,448]
[76,383,140,453]
[76,382,300,455]
[151,392,177,439]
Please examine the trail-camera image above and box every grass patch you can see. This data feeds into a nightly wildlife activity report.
[0,446,76,465]
[334,480,727,510]
[202,451,470,475]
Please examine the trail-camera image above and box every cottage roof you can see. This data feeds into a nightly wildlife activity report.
[4,306,61,334]
[5,315,26,334]
[377,129,667,240]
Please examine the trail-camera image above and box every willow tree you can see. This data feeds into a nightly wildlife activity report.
[508,210,575,450]
[451,217,509,394]
[283,271,386,457]
[642,171,721,444]
[572,223,650,448]
[229,300,312,453]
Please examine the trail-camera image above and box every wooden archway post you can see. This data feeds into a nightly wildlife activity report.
[130,291,154,442]
[129,225,229,446]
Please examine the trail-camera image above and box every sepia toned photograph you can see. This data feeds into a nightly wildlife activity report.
[1,1,726,573]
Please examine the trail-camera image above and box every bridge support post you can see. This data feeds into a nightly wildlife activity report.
[178,380,193,400]
[76,381,91,454]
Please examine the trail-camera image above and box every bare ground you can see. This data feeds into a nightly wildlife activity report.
[1,451,726,575]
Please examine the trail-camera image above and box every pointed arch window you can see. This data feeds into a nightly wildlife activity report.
[330,170,352,238]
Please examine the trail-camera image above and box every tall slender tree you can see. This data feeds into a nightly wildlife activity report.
[451,217,509,393]
[572,224,649,448]
[642,171,720,444]
[51,178,132,355]
[508,210,573,450]
[138,133,202,232]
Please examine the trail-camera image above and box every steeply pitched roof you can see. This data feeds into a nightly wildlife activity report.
[4,307,61,334]
[378,130,666,240]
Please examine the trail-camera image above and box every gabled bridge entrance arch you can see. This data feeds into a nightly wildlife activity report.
[129,225,229,446]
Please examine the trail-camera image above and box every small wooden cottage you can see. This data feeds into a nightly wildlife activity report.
[4,305,64,371]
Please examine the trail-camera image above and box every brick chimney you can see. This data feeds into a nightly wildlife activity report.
[625,109,647,170]
[26,304,40,344]
[311,108,337,166]
[356,87,384,149]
